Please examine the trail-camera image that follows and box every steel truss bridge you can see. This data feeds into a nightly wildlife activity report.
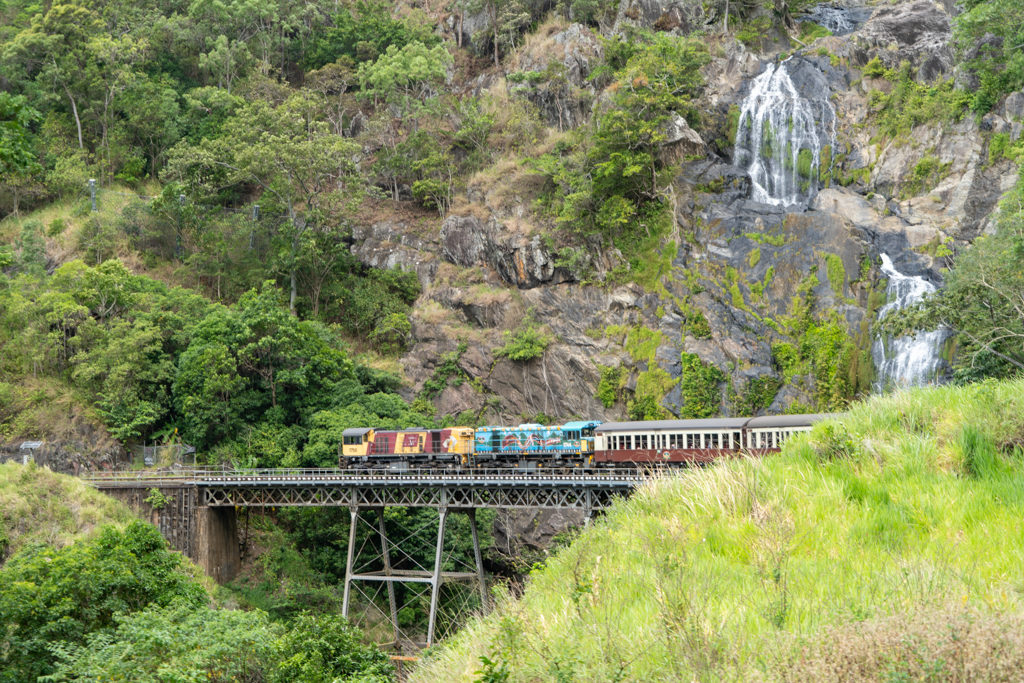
[87,467,649,648]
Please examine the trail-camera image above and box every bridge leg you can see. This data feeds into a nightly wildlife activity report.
[342,506,358,619]
[426,506,448,647]
[468,508,487,608]
[377,508,399,647]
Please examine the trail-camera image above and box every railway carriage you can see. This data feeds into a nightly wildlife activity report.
[743,414,828,453]
[594,418,750,465]
[593,413,829,465]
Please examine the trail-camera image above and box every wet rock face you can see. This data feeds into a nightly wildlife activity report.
[855,0,953,78]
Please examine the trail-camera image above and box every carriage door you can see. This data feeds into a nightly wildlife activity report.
[431,431,442,453]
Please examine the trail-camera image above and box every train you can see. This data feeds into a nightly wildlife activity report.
[340,413,831,470]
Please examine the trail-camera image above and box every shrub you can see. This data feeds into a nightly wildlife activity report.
[595,365,624,408]
[677,352,724,418]
[495,323,553,362]
[0,521,206,681]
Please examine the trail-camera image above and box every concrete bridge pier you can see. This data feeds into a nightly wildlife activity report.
[195,505,240,583]
[101,485,240,583]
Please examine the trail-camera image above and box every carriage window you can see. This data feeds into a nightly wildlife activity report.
[711,433,720,449]
[639,435,648,449]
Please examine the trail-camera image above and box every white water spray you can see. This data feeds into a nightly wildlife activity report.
[733,59,837,207]
[872,254,947,389]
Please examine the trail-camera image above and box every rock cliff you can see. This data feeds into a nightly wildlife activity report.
[349,1,1022,423]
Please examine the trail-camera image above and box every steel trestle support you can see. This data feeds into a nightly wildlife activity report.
[341,499,488,649]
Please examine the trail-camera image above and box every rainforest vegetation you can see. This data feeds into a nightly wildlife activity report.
[2,0,1024,679]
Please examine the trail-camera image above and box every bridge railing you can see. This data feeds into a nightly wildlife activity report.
[82,465,659,484]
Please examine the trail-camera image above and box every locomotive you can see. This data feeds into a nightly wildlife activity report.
[340,413,830,471]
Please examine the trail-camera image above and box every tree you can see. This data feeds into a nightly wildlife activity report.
[47,602,277,683]
[119,75,181,178]
[267,612,393,682]
[955,0,1024,112]
[0,521,207,682]
[199,34,252,94]
[533,33,709,238]
[2,2,103,150]
[165,93,364,313]
[0,91,41,215]
[357,40,452,118]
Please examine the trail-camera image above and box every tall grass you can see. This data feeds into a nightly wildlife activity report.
[0,461,134,564]
[412,378,1024,681]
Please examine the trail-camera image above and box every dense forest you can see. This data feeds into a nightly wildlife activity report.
[2,0,1024,679]
[2,0,1023,456]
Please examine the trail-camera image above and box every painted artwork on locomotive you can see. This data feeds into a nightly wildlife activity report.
[473,421,600,456]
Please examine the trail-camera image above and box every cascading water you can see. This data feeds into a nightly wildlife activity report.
[871,254,948,389]
[733,58,837,207]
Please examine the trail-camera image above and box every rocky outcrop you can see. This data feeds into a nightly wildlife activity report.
[351,220,441,288]
[855,0,953,79]
[614,0,712,35]
[0,435,129,475]
[440,214,574,288]
[658,113,706,166]
[510,23,603,130]
[492,508,586,559]
[357,1,1021,423]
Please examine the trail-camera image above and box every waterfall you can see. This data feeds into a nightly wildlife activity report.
[733,59,836,208]
[872,254,948,389]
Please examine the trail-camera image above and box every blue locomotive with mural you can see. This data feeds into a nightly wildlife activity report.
[473,421,601,459]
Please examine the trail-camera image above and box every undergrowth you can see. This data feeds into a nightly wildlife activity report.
[412,378,1024,682]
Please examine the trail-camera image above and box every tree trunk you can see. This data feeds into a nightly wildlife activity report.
[65,86,83,150]
[288,204,298,315]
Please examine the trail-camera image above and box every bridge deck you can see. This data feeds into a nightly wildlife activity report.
[84,467,652,510]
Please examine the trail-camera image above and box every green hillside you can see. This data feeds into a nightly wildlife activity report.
[413,378,1024,681]
[0,461,134,561]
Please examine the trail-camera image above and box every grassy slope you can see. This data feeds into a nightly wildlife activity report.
[0,461,135,563]
[413,378,1024,681]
